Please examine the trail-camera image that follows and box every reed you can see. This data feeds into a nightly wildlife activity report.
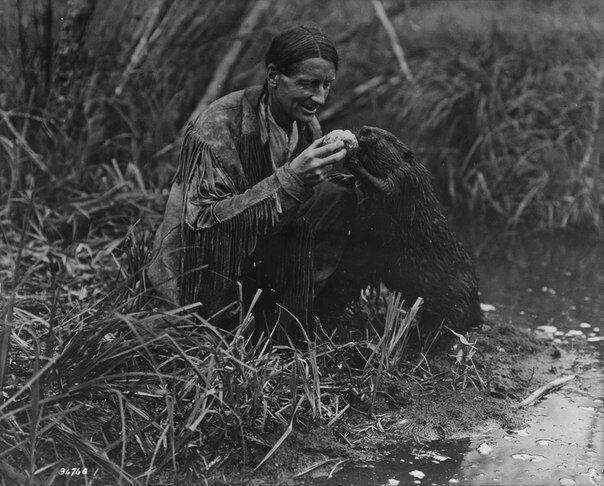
[1,209,426,482]
[332,0,604,232]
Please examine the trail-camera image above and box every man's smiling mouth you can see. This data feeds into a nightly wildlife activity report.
[300,104,318,114]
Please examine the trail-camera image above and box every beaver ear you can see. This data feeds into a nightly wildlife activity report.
[397,143,415,165]
[405,150,416,165]
[387,134,414,163]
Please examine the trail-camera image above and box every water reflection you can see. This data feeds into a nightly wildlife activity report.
[300,439,470,485]
[458,389,604,485]
[460,228,604,333]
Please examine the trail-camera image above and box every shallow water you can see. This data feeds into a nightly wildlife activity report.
[303,230,604,486]
[467,228,604,338]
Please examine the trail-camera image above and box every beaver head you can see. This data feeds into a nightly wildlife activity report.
[347,126,438,219]
[353,126,414,176]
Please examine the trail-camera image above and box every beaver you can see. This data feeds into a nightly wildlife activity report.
[343,125,483,337]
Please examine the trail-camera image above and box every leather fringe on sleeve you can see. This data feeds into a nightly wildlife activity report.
[238,133,274,186]
[237,132,316,337]
[180,197,279,311]
[175,126,316,336]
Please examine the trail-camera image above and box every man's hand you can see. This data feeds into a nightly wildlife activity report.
[289,137,348,186]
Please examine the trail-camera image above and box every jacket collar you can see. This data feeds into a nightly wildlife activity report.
[241,86,264,135]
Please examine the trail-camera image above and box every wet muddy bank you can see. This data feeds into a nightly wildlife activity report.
[212,320,598,486]
[212,230,603,486]
[296,340,602,486]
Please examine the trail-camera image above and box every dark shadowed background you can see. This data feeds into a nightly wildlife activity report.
[1,0,602,233]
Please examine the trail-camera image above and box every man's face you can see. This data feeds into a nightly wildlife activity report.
[269,57,336,128]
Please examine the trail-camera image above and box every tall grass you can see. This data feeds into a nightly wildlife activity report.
[0,160,425,482]
[1,196,425,482]
[333,0,604,232]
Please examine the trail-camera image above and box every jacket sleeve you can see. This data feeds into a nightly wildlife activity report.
[175,125,315,307]
[182,130,312,231]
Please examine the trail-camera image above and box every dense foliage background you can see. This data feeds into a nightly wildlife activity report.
[1,0,603,233]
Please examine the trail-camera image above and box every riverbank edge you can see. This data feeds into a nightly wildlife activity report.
[203,321,585,486]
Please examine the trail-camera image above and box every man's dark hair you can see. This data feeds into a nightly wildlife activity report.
[265,25,339,76]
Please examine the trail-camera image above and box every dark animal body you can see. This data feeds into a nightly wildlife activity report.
[342,126,483,336]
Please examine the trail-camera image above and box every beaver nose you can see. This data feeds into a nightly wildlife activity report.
[357,126,372,142]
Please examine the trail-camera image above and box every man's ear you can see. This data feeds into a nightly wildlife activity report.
[266,64,279,88]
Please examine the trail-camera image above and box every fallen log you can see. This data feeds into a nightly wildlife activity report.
[517,374,576,408]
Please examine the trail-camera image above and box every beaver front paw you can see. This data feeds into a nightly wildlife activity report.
[327,172,356,186]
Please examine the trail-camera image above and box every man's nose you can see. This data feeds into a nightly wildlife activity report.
[310,86,326,105]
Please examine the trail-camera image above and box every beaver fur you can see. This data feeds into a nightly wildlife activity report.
[343,125,483,336]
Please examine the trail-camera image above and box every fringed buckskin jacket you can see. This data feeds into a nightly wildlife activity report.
[148,86,321,324]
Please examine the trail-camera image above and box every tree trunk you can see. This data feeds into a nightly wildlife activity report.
[370,0,415,85]
[114,0,168,96]
[186,0,272,127]
[43,0,53,100]
[53,0,96,136]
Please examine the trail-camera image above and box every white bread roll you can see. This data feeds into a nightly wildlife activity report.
[322,129,359,155]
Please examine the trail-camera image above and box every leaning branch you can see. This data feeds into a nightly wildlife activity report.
[370,0,416,85]
[319,75,400,122]
[115,0,167,96]
[517,374,576,408]
[186,0,272,127]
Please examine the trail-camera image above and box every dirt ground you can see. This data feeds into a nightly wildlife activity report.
[206,318,580,486]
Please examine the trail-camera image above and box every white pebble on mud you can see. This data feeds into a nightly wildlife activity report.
[579,322,591,328]
[565,330,584,337]
[480,303,496,312]
[559,478,576,485]
[536,325,557,337]
[512,453,548,462]
[478,443,493,455]
[409,470,426,479]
